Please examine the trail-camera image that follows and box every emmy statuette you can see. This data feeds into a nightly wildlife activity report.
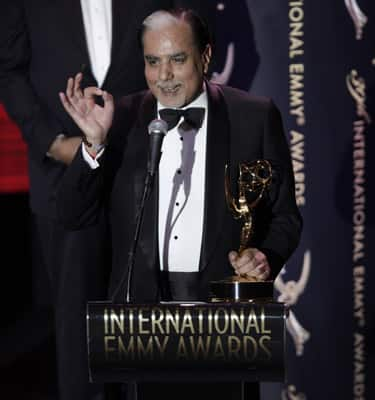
[209,160,274,302]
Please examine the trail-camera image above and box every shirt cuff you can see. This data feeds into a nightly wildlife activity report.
[81,143,105,169]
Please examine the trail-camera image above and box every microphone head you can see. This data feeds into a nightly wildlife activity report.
[148,119,168,135]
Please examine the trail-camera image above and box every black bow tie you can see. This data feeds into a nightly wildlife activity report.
[159,107,205,131]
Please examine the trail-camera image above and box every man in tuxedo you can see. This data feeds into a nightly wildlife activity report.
[57,8,302,399]
[0,2,214,400]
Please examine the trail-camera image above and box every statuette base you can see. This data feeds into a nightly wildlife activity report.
[209,277,274,302]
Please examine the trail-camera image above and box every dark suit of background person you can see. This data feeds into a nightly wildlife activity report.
[0,2,214,400]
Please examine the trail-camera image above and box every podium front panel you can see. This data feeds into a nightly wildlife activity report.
[86,301,287,382]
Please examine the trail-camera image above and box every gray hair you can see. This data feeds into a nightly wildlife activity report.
[138,8,212,54]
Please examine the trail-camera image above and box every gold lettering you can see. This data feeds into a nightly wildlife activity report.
[346,70,371,123]
[180,310,195,334]
[207,309,213,334]
[353,225,365,241]
[198,308,205,334]
[289,37,304,52]
[296,192,305,206]
[214,308,229,334]
[213,336,225,359]
[110,308,124,334]
[165,309,180,334]
[289,23,303,38]
[138,309,150,334]
[177,336,188,359]
[354,183,365,199]
[290,129,304,145]
[243,336,258,361]
[245,309,260,334]
[189,336,211,359]
[289,7,304,23]
[154,336,169,357]
[118,336,135,359]
[227,336,241,359]
[290,49,304,58]
[290,73,304,90]
[104,336,116,359]
[353,234,365,255]
[137,336,154,358]
[292,158,304,173]
[151,307,165,334]
[129,308,134,335]
[230,308,245,333]
[354,266,365,276]
[289,1,304,7]
[354,333,365,362]
[104,308,109,335]
[259,335,272,359]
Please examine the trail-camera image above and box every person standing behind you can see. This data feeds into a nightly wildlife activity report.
[0,2,214,400]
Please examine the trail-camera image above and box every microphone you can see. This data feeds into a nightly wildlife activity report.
[111,118,168,303]
[147,119,168,176]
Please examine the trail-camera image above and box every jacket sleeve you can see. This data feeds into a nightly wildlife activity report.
[257,100,303,277]
[0,1,63,166]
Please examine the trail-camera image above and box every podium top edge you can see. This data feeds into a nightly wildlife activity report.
[86,301,287,307]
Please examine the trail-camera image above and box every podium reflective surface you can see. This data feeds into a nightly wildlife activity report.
[86,301,287,383]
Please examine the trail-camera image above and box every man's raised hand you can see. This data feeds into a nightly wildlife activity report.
[59,72,114,147]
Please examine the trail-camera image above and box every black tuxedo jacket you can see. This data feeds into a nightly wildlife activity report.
[58,82,302,302]
[0,0,212,217]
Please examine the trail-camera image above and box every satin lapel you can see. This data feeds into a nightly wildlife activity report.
[57,0,89,61]
[199,83,231,270]
[133,93,160,271]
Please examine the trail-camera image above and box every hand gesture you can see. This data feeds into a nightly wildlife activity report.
[59,73,114,146]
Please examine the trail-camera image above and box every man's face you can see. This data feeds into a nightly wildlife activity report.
[143,20,211,108]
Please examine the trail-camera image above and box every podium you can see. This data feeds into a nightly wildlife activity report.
[86,301,287,384]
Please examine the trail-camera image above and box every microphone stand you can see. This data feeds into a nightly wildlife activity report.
[126,172,153,303]
[111,122,167,303]
[110,170,155,304]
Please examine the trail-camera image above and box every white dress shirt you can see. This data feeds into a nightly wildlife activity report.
[80,0,112,87]
[158,90,208,272]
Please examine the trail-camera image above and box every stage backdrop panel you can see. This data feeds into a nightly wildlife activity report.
[240,1,374,399]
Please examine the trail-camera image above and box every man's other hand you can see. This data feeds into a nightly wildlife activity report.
[228,248,271,281]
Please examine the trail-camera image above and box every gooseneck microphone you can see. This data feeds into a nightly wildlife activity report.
[147,119,168,176]
[111,119,168,303]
